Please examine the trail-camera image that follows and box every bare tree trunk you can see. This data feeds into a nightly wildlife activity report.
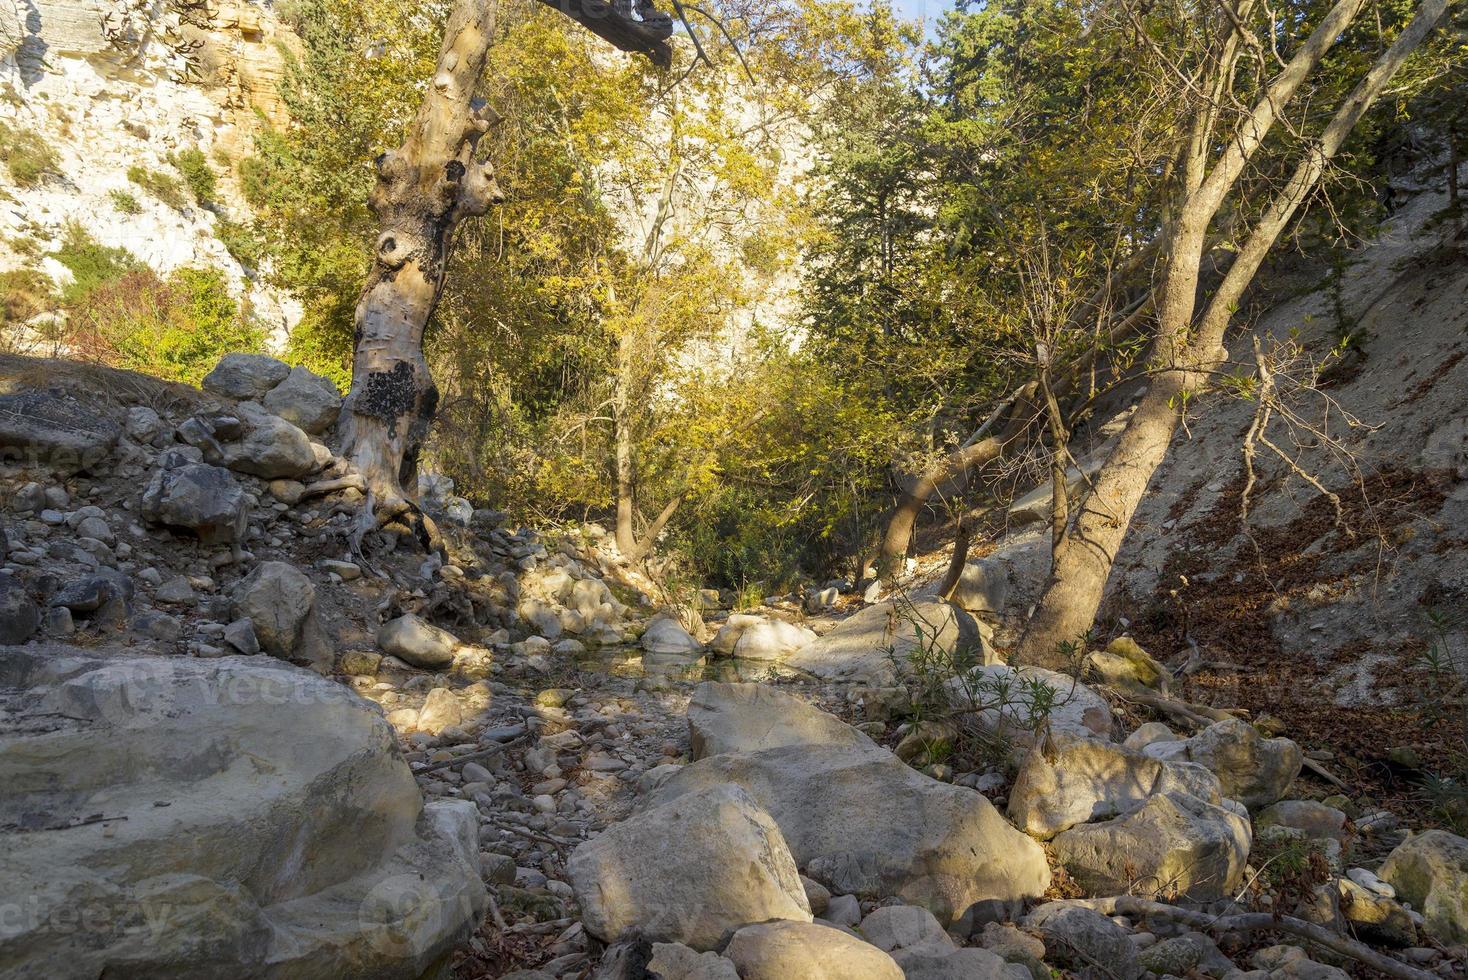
[614,403,638,556]
[1013,0,1448,665]
[341,0,671,531]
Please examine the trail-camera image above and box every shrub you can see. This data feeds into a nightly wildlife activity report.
[67,266,265,385]
[126,164,188,210]
[0,268,55,325]
[51,223,140,305]
[0,122,59,187]
[169,147,216,205]
[108,189,143,214]
[215,217,264,269]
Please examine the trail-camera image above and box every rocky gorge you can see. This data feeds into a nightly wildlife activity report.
[0,346,1465,980]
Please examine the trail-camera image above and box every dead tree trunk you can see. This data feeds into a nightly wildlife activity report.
[341,0,671,531]
[1013,0,1449,665]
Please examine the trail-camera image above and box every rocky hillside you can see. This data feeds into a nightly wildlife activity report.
[0,0,301,342]
[1,331,1466,978]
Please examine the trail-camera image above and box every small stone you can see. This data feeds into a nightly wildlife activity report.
[338,649,382,676]
[801,876,830,916]
[155,576,196,605]
[321,559,361,581]
[222,618,260,656]
[824,893,861,927]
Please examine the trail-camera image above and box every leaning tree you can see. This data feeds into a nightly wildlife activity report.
[338,0,674,540]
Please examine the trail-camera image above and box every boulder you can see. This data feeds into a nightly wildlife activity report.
[732,619,818,661]
[647,943,740,980]
[261,366,341,434]
[219,403,318,480]
[232,561,329,671]
[1086,636,1170,693]
[710,613,765,655]
[0,645,485,979]
[567,783,811,951]
[1123,721,1179,751]
[646,743,1051,923]
[687,682,875,759]
[0,575,40,645]
[123,405,165,445]
[1024,903,1142,980]
[1048,790,1251,901]
[892,945,1030,980]
[202,353,291,400]
[1142,718,1301,808]
[952,663,1114,744]
[785,599,993,685]
[1257,800,1348,842]
[377,614,460,670]
[949,559,1009,614]
[141,459,249,545]
[641,615,702,657]
[723,920,903,980]
[1007,733,1225,838]
[858,904,951,953]
[0,388,120,474]
[1380,829,1468,943]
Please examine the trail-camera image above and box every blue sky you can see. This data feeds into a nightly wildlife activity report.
[890,0,958,37]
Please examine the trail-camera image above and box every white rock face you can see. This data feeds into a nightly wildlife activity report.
[687,681,876,759]
[731,618,818,661]
[785,599,994,685]
[567,783,812,950]
[0,1,302,347]
[0,645,486,978]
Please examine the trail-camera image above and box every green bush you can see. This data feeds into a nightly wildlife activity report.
[215,217,264,269]
[0,122,59,187]
[127,164,188,210]
[51,223,140,305]
[67,265,265,386]
[169,147,217,205]
[108,189,143,214]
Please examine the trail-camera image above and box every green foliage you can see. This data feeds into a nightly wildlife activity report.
[108,189,143,214]
[169,147,218,205]
[50,223,140,305]
[67,266,264,386]
[0,122,59,187]
[214,216,264,270]
[127,164,188,210]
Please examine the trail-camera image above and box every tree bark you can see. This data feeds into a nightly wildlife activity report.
[1012,0,1448,665]
[341,0,671,528]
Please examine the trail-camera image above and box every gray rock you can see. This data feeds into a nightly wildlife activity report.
[567,783,811,950]
[647,942,740,980]
[123,405,165,444]
[1008,733,1224,838]
[892,944,1030,980]
[641,615,702,657]
[1257,800,1348,842]
[202,353,291,400]
[950,559,1009,613]
[724,920,903,980]
[732,619,818,661]
[223,618,260,656]
[232,561,328,670]
[1025,903,1143,980]
[859,904,952,953]
[377,614,459,670]
[1380,829,1468,944]
[1139,937,1204,975]
[15,482,43,511]
[1048,790,1251,901]
[688,681,876,759]
[646,739,1050,923]
[1142,718,1302,808]
[50,575,121,613]
[826,893,862,927]
[0,388,120,475]
[261,366,341,434]
[0,645,485,978]
[220,403,318,480]
[0,575,39,644]
[155,576,196,605]
[141,459,249,546]
[74,515,113,544]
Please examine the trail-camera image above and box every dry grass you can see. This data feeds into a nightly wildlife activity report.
[0,353,212,417]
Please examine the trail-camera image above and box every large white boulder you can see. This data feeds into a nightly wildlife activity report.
[202,353,291,400]
[641,615,702,657]
[1141,718,1302,808]
[687,682,875,759]
[724,920,903,980]
[784,599,994,685]
[649,685,1050,923]
[0,645,486,979]
[1007,733,1225,838]
[1380,829,1468,944]
[567,783,811,950]
[732,619,818,661]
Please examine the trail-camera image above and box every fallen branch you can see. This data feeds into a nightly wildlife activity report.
[415,732,531,774]
[1121,689,1246,729]
[1301,756,1349,790]
[301,474,367,499]
[1062,896,1436,980]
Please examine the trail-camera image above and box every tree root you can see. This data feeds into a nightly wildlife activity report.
[1060,896,1437,980]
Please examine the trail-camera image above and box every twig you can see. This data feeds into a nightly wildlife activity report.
[486,888,509,932]
[416,732,531,774]
[1060,896,1437,980]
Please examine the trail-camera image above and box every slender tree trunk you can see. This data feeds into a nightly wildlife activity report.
[614,406,638,557]
[1013,0,1448,665]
